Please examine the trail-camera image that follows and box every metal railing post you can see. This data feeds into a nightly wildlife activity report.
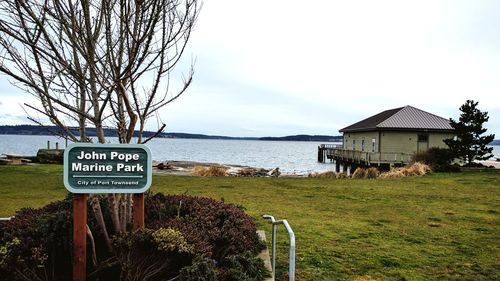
[262,215,276,277]
[263,215,295,281]
[275,219,295,281]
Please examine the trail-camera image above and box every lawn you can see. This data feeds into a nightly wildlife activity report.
[0,165,499,280]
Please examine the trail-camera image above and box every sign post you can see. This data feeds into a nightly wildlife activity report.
[133,193,145,230]
[64,143,152,281]
[73,194,87,281]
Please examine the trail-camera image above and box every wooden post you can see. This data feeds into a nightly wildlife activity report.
[73,194,87,281]
[133,193,145,231]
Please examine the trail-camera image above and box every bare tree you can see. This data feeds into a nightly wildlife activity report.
[0,0,199,251]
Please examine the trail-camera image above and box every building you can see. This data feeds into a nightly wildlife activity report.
[319,105,454,172]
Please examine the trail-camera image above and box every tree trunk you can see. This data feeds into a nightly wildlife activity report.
[108,194,123,234]
[89,195,113,253]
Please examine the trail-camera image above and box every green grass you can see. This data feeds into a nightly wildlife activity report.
[1,165,499,280]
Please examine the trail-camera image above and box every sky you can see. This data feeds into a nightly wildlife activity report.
[1,0,500,137]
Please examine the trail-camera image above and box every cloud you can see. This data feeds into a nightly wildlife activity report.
[1,0,499,137]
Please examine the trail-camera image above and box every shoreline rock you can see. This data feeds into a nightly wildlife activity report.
[152,160,297,177]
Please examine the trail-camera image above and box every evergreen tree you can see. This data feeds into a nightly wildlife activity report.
[444,100,495,165]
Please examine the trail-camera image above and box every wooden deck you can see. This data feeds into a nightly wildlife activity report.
[318,145,413,166]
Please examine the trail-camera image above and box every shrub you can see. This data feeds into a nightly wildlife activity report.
[179,259,218,281]
[219,252,271,281]
[352,168,367,179]
[192,166,227,177]
[145,194,263,262]
[0,198,73,281]
[379,162,431,179]
[1,193,266,281]
[113,228,196,281]
[406,162,431,176]
[379,169,404,179]
[366,167,379,179]
[336,172,348,179]
[412,147,458,172]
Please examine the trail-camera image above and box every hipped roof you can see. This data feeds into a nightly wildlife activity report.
[340,105,453,133]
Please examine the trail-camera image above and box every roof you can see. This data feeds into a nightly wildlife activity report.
[340,105,453,133]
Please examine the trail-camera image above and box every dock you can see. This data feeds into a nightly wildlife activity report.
[318,144,413,173]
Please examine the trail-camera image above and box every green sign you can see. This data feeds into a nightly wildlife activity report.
[64,143,152,193]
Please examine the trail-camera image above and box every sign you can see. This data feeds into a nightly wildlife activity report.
[64,143,152,193]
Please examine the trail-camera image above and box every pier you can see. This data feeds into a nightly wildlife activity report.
[318,144,413,172]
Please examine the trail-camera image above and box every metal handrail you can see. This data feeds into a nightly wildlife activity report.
[263,215,295,281]
[262,215,277,276]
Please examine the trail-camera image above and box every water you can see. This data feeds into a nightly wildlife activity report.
[0,135,340,174]
[1,135,499,174]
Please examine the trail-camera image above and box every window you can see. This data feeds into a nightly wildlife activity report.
[352,139,356,150]
[361,138,365,151]
[372,138,376,152]
[418,134,429,142]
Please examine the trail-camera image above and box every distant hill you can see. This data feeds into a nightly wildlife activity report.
[0,124,162,138]
[165,132,257,140]
[260,135,342,142]
[0,125,341,142]
[491,140,500,146]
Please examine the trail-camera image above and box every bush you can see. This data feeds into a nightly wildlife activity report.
[366,167,379,179]
[352,168,367,179]
[0,193,266,281]
[219,252,271,281]
[0,198,73,281]
[406,162,431,176]
[412,147,458,172]
[179,259,218,281]
[379,162,431,179]
[113,228,196,280]
[379,169,405,179]
[145,194,263,262]
[192,166,227,177]
[336,172,348,179]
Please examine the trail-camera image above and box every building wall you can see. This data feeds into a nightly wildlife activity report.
[343,132,380,152]
[343,131,454,154]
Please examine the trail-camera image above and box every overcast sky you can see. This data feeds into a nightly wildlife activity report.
[1,0,499,137]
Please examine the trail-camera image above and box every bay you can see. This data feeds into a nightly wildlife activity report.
[1,135,499,174]
[0,135,339,173]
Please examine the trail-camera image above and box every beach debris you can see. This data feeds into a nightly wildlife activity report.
[0,154,34,165]
[234,167,270,177]
[37,149,64,164]
[269,167,281,177]
[155,162,173,170]
[0,154,11,165]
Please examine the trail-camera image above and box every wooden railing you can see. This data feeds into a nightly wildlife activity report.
[324,147,413,165]
[319,144,342,149]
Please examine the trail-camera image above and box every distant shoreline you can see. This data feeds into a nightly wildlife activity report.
[0,125,342,142]
[0,124,498,144]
